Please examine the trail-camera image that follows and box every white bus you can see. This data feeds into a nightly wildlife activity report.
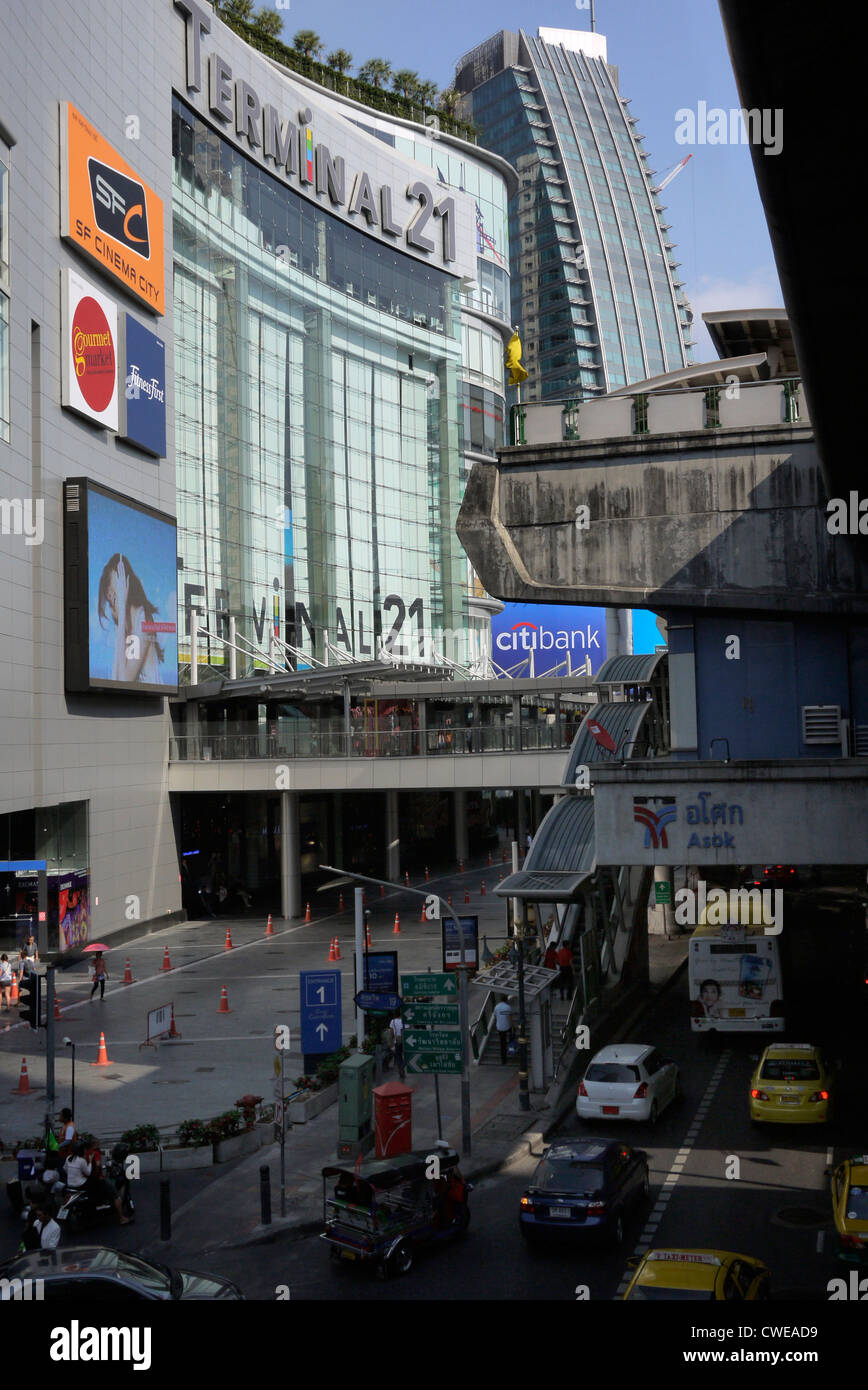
[689,922,785,1033]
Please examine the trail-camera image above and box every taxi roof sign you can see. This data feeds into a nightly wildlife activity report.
[648,1251,721,1265]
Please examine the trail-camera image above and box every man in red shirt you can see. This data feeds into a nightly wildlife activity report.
[555,942,574,1001]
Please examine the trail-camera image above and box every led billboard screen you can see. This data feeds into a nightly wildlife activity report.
[63,478,178,694]
[491,603,607,677]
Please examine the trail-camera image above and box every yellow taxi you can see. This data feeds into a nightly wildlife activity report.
[622,1249,771,1301]
[827,1154,868,1263]
[749,1043,832,1125]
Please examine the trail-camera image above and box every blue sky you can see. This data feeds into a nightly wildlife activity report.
[268,0,782,361]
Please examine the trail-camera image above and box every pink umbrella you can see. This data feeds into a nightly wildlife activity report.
[83,943,110,953]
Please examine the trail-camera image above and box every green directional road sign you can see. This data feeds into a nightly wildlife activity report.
[402,1002,460,1027]
[654,881,672,905]
[405,1053,463,1075]
[400,972,457,998]
[405,1028,462,1052]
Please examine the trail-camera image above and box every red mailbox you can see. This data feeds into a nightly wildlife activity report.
[374,1081,413,1157]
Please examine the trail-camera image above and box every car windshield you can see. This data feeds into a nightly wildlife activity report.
[845,1187,868,1220]
[84,1250,173,1295]
[760,1059,820,1080]
[586,1064,640,1084]
[628,1286,715,1300]
[532,1160,605,1194]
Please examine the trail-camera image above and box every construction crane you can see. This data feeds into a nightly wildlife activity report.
[653,153,693,193]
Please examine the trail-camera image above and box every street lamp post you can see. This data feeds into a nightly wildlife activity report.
[320,864,472,1157]
[511,841,530,1111]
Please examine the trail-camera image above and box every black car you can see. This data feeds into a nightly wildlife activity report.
[519,1139,649,1246]
[0,1246,245,1300]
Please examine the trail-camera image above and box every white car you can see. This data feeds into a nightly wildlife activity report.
[577,1045,681,1125]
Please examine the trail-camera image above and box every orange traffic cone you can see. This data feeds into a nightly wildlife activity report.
[266,913,274,937]
[379,884,386,897]
[404,871,409,886]
[458,859,464,873]
[464,888,470,904]
[91,1032,113,1066]
[339,893,344,912]
[425,866,430,881]
[54,997,62,1021]
[487,853,492,867]
[419,903,427,923]
[10,974,19,1004]
[328,938,337,962]
[502,849,508,863]
[123,959,134,985]
[481,880,486,896]
[216,986,232,1015]
[304,903,311,923]
[12,1058,31,1094]
[161,945,172,971]
[365,923,372,948]
[393,913,401,935]
[224,926,233,950]
[333,937,342,960]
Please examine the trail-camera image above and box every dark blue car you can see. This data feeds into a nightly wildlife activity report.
[519,1139,649,1246]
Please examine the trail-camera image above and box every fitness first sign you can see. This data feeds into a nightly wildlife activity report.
[173,0,474,277]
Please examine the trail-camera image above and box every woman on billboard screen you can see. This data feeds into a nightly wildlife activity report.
[97,554,166,685]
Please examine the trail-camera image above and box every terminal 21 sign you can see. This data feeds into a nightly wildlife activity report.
[174,0,462,271]
[491,604,607,678]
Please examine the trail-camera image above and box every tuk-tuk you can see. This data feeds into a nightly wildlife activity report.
[321,1147,470,1277]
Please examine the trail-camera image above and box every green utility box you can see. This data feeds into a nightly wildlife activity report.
[337,1053,375,1159]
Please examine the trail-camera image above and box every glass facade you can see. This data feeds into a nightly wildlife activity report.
[456,30,694,401]
[0,155,8,443]
[172,98,472,675]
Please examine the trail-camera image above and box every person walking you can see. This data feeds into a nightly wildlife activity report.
[556,941,574,1001]
[493,996,513,1063]
[543,942,558,973]
[19,934,38,977]
[0,953,13,1010]
[33,1205,62,1250]
[89,951,108,1000]
[388,1013,405,1081]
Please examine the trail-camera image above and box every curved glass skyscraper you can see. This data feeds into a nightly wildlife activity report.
[455,27,694,399]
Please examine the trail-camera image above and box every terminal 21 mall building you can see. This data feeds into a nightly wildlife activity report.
[0,0,528,947]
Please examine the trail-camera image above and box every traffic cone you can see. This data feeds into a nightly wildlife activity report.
[487,852,492,867]
[168,1006,182,1039]
[91,1032,113,1066]
[498,872,503,883]
[393,913,401,935]
[333,937,342,960]
[328,938,337,962]
[365,923,372,948]
[123,958,134,985]
[10,974,19,1003]
[464,888,470,904]
[216,986,232,1015]
[304,903,311,923]
[379,883,386,897]
[224,926,233,950]
[12,1058,31,1094]
[339,893,344,912]
[54,997,62,1021]
[458,859,464,873]
[481,880,486,896]
[425,866,430,881]
[161,945,172,971]
[266,914,275,937]
[420,903,427,923]
[404,871,409,887]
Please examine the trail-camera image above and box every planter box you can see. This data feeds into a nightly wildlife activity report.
[130,1150,161,1175]
[289,1082,338,1124]
[213,1128,262,1163]
[255,1122,275,1150]
[160,1145,214,1172]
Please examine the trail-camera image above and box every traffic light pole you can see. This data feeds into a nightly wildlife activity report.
[320,865,472,1157]
[45,966,56,1143]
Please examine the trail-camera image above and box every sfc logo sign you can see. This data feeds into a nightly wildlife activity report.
[60,103,165,315]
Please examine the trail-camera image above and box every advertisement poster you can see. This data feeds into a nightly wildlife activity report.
[120,314,167,456]
[61,267,119,430]
[57,870,90,951]
[87,486,178,691]
[690,933,780,1023]
[491,603,607,678]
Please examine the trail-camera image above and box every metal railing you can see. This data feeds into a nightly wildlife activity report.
[170,722,576,762]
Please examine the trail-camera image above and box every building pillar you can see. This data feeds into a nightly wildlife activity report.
[454,790,469,865]
[516,789,527,850]
[530,788,542,835]
[333,793,344,868]
[280,790,301,920]
[385,789,400,882]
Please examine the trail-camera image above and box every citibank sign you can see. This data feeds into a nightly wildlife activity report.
[175,1,457,267]
[491,604,607,678]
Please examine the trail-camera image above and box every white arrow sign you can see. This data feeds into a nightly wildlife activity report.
[315,1022,329,1041]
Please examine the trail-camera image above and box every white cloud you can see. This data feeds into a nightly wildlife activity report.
[687,266,784,361]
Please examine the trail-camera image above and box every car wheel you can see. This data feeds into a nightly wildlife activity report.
[611,1212,624,1246]
[649,1100,659,1126]
[385,1240,413,1277]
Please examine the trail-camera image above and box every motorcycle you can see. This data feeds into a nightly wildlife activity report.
[55,1145,135,1237]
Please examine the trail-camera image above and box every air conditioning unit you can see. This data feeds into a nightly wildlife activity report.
[801,704,841,744]
[854,725,868,756]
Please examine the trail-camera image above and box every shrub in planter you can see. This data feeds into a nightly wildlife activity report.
[234,1095,263,1130]
[209,1109,244,1142]
[119,1124,161,1153]
[175,1119,215,1149]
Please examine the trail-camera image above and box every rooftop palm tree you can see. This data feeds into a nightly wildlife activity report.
[438,88,460,116]
[358,58,392,89]
[415,80,439,108]
[292,30,323,60]
[326,49,353,75]
[252,8,283,40]
[392,69,420,98]
[218,0,254,21]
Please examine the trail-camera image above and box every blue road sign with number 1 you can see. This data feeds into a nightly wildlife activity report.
[300,969,342,1054]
